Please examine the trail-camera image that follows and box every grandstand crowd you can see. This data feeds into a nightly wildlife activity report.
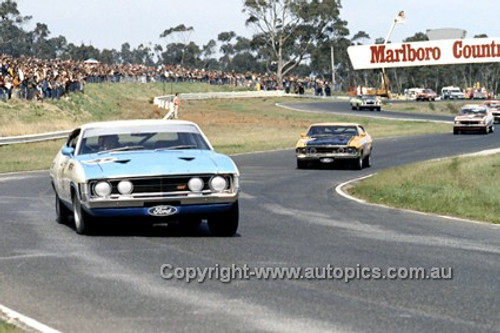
[0,54,332,101]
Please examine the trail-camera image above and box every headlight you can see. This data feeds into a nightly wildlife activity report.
[94,181,112,197]
[210,176,228,192]
[117,180,134,195]
[188,177,204,192]
[346,147,357,154]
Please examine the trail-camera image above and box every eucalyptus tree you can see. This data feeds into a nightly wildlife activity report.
[0,0,31,56]
[243,0,344,86]
[160,24,194,65]
[218,31,237,69]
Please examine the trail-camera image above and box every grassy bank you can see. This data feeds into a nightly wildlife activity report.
[348,153,500,224]
[383,100,476,115]
[0,322,24,333]
[0,82,451,173]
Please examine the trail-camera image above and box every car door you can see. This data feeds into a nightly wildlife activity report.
[57,129,81,202]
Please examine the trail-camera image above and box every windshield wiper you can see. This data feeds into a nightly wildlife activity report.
[98,145,145,154]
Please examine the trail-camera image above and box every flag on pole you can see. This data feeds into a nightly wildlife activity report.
[395,10,406,24]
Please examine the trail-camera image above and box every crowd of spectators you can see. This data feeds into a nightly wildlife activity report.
[0,54,333,101]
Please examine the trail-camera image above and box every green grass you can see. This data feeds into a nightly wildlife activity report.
[348,153,500,224]
[383,100,479,115]
[0,321,24,333]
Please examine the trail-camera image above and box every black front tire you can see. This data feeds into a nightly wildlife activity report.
[207,201,239,237]
[354,155,364,170]
[297,159,308,169]
[363,154,371,168]
[72,194,95,235]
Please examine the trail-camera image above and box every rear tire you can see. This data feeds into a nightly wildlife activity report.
[55,193,71,224]
[207,201,239,237]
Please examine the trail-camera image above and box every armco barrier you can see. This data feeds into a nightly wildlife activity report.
[0,130,70,146]
[2,90,339,145]
[153,90,286,109]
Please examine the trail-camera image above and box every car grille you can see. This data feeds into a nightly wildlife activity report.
[114,176,215,193]
[311,147,345,153]
[89,174,233,198]
[458,121,480,125]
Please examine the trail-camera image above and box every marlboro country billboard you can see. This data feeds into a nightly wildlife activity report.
[347,37,500,70]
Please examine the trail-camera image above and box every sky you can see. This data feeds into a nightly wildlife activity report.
[14,0,500,51]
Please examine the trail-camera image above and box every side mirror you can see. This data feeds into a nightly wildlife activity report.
[360,133,367,137]
[300,133,307,138]
[61,146,75,156]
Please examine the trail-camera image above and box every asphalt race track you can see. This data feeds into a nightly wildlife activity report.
[1,104,500,333]
[286,100,455,123]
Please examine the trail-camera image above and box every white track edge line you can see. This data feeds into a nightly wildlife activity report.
[0,304,62,333]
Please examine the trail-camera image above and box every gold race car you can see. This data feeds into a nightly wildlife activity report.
[295,123,373,169]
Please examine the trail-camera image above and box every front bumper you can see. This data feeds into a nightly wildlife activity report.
[87,202,236,218]
[453,123,487,131]
[296,147,360,161]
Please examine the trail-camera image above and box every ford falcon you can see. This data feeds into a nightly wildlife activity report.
[295,123,373,169]
[50,119,240,236]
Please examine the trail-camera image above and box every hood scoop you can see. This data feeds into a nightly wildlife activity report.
[114,159,131,164]
[179,157,195,162]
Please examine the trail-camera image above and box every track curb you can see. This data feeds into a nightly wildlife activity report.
[335,148,500,227]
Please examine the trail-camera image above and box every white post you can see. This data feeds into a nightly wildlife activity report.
[331,45,335,87]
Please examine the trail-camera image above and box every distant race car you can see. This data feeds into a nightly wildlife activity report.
[415,89,437,101]
[50,119,240,236]
[441,86,465,100]
[453,104,494,134]
[295,123,373,169]
[483,100,500,123]
[349,95,381,111]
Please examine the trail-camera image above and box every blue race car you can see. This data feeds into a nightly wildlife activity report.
[50,119,240,236]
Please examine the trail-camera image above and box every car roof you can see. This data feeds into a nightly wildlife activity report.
[79,119,197,131]
[309,122,361,127]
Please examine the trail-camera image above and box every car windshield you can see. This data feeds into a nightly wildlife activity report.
[307,126,358,137]
[460,108,486,116]
[485,103,500,110]
[77,124,211,155]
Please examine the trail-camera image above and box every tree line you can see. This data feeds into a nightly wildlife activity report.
[1,0,499,93]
